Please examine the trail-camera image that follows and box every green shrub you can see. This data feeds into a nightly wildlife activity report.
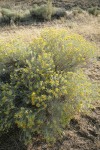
[30,0,53,20]
[14,10,31,23]
[1,8,15,23]
[0,8,31,24]
[88,7,100,16]
[0,29,97,144]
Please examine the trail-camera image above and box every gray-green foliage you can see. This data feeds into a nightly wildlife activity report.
[0,8,31,24]
[0,8,15,23]
[30,0,53,20]
[88,7,100,16]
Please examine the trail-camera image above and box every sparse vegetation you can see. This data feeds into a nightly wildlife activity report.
[0,1,67,24]
[0,0,99,25]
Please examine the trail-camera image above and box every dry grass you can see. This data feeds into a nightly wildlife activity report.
[0,11,99,49]
[0,26,40,42]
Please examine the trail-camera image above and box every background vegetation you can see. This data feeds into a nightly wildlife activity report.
[0,0,100,25]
